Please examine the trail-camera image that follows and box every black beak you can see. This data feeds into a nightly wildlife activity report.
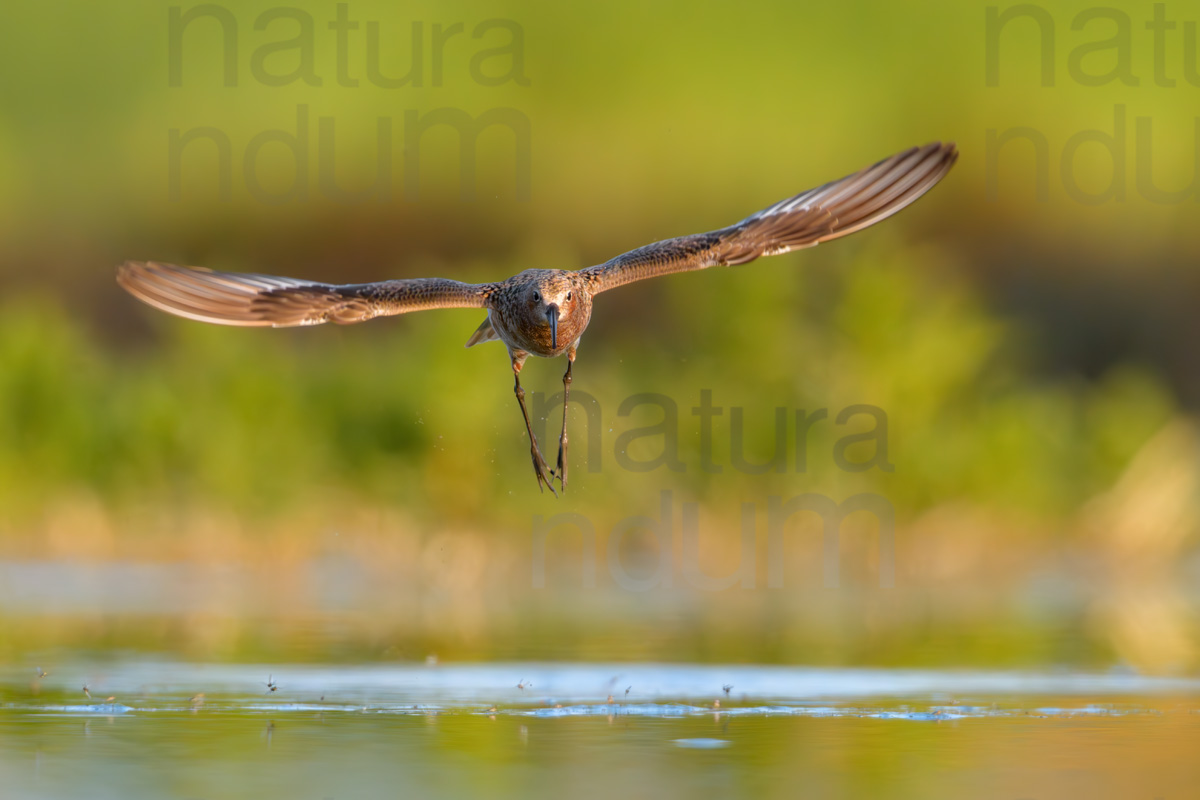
[547,304,559,349]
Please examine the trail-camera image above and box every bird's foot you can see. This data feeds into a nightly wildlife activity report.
[529,442,557,497]
[554,436,568,493]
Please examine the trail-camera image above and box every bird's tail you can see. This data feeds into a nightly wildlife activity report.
[464,316,501,347]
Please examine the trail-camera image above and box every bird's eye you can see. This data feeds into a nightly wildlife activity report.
[566,292,572,301]
[533,291,540,302]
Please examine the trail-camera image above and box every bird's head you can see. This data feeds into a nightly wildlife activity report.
[524,273,583,349]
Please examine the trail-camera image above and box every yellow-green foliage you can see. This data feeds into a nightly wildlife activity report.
[0,243,1175,537]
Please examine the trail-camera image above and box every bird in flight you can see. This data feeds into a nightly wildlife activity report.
[119,142,957,494]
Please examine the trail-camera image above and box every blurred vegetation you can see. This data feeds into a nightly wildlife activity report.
[0,240,1178,530]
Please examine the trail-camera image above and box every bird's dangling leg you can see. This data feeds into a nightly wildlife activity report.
[553,350,575,492]
[512,355,556,496]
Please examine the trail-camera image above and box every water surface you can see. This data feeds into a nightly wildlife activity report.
[4,661,1198,799]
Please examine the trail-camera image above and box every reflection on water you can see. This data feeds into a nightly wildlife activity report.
[3,549,1198,670]
[3,496,1197,799]
[3,661,1200,800]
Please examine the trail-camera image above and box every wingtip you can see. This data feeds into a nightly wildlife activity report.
[938,142,960,174]
[912,141,959,175]
[934,141,959,162]
[117,259,164,281]
[115,259,147,289]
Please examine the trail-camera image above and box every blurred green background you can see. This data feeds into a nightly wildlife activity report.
[0,0,1197,673]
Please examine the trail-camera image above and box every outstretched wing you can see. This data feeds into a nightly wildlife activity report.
[117,261,494,327]
[580,142,957,294]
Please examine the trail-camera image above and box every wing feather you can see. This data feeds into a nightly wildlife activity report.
[117,261,493,327]
[581,142,957,293]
